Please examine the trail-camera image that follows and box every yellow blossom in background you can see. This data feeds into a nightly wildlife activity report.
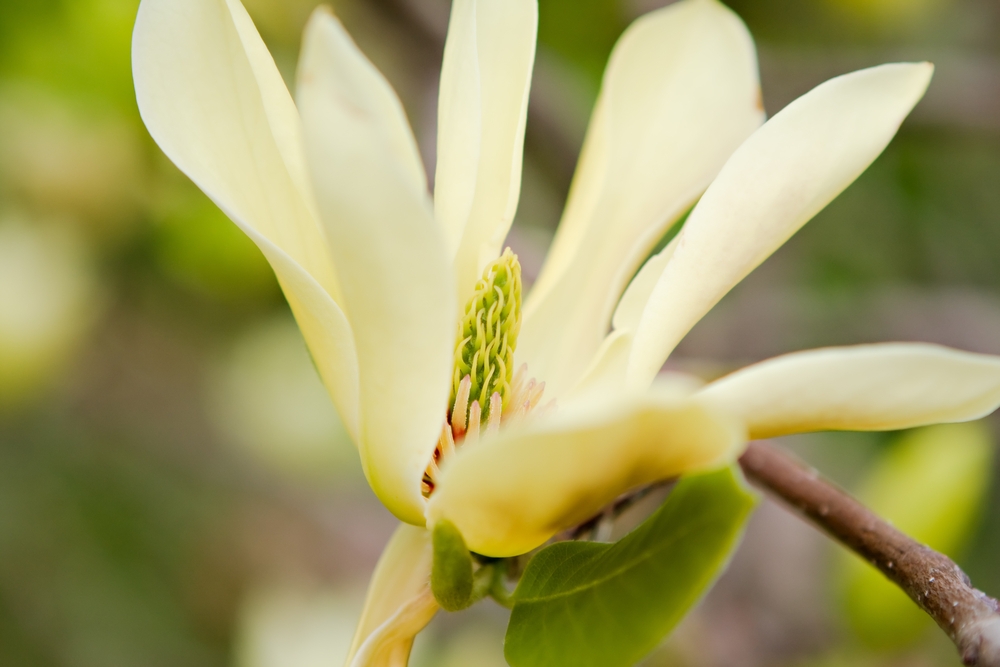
[131,0,1000,664]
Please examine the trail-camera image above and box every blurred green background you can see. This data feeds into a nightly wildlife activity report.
[0,0,998,665]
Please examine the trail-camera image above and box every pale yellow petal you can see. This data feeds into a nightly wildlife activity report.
[246,226,360,442]
[426,388,744,557]
[612,236,680,333]
[346,524,437,667]
[628,63,934,388]
[518,0,763,399]
[297,11,454,526]
[433,0,480,258]
[696,344,1000,439]
[566,330,635,403]
[224,0,312,199]
[133,0,358,432]
[435,0,538,305]
[561,239,682,401]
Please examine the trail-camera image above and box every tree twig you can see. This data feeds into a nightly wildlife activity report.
[738,440,1000,667]
[561,480,673,542]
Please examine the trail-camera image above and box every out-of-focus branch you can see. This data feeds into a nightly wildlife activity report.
[739,440,1000,667]
[570,480,672,541]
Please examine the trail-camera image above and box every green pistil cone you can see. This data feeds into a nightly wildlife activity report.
[452,248,522,425]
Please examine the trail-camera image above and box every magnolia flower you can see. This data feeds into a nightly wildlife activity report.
[133,0,1000,663]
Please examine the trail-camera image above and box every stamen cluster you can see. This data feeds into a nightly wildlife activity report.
[451,247,522,425]
[422,249,547,497]
[422,364,548,497]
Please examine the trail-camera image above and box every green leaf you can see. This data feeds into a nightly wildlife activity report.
[431,519,475,612]
[840,422,994,649]
[505,467,758,667]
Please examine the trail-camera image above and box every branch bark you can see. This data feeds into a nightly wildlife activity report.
[738,440,1000,667]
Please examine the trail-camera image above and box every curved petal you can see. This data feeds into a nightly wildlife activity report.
[297,11,455,526]
[563,238,680,400]
[628,62,934,388]
[566,330,634,403]
[611,237,679,334]
[435,0,538,305]
[347,524,437,667]
[426,388,744,557]
[696,344,1000,439]
[518,0,763,399]
[132,0,359,434]
[243,224,360,442]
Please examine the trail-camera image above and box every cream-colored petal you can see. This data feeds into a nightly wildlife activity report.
[426,388,744,557]
[433,0,480,258]
[223,0,312,200]
[612,236,679,333]
[697,344,1000,440]
[435,0,538,305]
[518,0,763,399]
[297,11,454,526]
[133,0,358,432]
[562,239,681,401]
[566,330,635,404]
[242,223,360,442]
[346,524,437,667]
[299,9,427,195]
[628,63,934,388]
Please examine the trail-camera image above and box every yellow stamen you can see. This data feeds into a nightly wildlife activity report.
[422,253,552,499]
[451,248,521,426]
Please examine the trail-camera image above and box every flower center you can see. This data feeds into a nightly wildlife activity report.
[452,247,522,425]
[422,248,547,497]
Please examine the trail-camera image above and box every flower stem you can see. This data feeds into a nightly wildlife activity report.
[738,440,1000,667]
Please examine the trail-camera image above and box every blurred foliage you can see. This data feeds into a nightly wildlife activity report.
[793,131,1000,292]
[151,187,279,303]
[538,0,624,86]
[839,423,993,650]
[1,0,139,110]
[0,419,234,667]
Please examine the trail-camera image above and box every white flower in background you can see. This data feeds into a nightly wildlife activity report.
[0,215,99,406]
[207,316,358,484]
[132,0,1000,663]
[235,584,361,667]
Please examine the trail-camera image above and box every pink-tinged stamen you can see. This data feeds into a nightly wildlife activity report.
[423,364,548,499]
[466,400,482,447]
[452,375,471,439]
[487,392,502,435]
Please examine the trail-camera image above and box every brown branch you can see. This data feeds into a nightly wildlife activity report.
[552,480,673,543]
[739,440,1000,667]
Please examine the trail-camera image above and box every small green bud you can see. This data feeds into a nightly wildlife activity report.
[451,248,522,425]
[431,520,474,612]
